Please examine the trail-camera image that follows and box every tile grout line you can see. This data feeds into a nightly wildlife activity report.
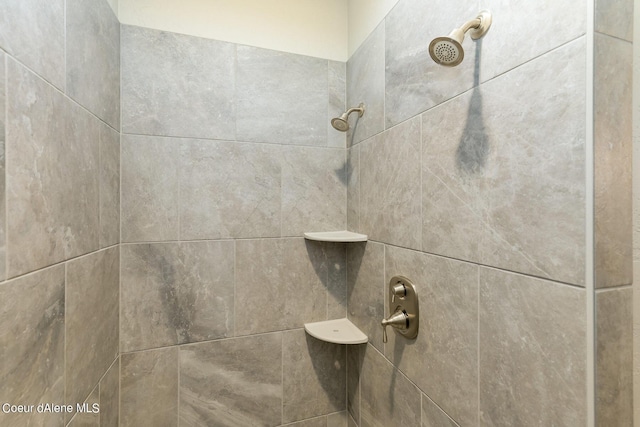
[477,266,481,425]
[4,53,8,281]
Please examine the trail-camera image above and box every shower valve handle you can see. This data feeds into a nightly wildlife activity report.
[381,309,409,343]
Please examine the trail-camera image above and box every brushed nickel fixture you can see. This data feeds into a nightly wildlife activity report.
[429,10,492,67]
[381,276,419,343]
[331,103,365,132]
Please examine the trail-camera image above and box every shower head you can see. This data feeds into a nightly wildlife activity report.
[331,103,365,132]
[429,10,492,67]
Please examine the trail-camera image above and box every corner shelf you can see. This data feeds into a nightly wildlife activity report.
[303,230,367,242]
[304,318,368,344]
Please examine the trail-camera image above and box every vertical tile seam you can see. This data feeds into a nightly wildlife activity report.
[281,331,285,425]
[585,0,596,424]
[177,344,180,426]
[476,266,481,426]
[4,54,8,281]
[63,0,67,95]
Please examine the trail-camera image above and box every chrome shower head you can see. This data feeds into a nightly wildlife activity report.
[429,10,492,67]
[331,103,365,132]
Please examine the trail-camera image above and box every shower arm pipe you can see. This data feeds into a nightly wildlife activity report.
[459,18,481,33]
[345,105,365,118]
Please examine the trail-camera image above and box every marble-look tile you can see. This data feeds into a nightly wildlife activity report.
[120,347,178,427]
[0,266,65,427]
[0,0,65,89]
[282,146,346,236]
[99,123,120,248]
[7,60,100,277]
[283,330,346,423]
[596,288,633,425]
[421,91,483,264]
[360,345,421,427]
[236,46,327,146]
[121,134,179,242]
[66,0,120,129]
[68,386,100,427]
[346,345,364,424]
[346,242,384,351]
[121,241,234,352]
[595,34,633,288]
[346,146,360,233]
[348,413,358,427]
[478,0,586,82]
[100,358,119,427]
[179,334,282,427]
[384,0,478,128]
[422,394,458,427]
[0,52,5,281]
[385,246,478,426]
[66,247,119,409]
[121,25,235,140]
[596,0,633,41]
[328,61,347,148]
[422,38,586,285]
[236,238,328,335]
[180,139,281,239]
[360,117,421,250]
[479,267,587,425]
[347,23,384,145]
[326,242,348,319]
[327,411,349,427]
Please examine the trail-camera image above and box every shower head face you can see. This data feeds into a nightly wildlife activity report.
[429,36,464,67]
[331,115,350,132]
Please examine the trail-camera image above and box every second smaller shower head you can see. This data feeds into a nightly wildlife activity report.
[429,10,492,67]
[331,103,365,132]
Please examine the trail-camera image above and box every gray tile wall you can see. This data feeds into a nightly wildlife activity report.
[0,0,120,426]
[119,23,350,426]
[344,0,629,425]
[592,1,634,425]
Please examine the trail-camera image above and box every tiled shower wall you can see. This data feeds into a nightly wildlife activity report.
[0,0,121,426]
[345,0,632,426]
[118,26,352,426]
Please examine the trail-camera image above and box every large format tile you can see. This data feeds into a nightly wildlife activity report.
[478,0,586,82]
[422,394,458,427]
[236,46,327,146]
[360,117,421,250]
[100,358,120,427]
[0,266,65,427]
[594,34,633,288]
[121,25,235,139]
[385,0,478,128]
[596,0,634,41]
[0,0,65,89]
[180,139,281,239]
[66,247,119,409]
[385,246,478,426]
[179,334,283,427]
[346,242,384,351]
[326,242,348,319]
[479,267,587,425]
[347,22,385,145]
[235,238,330,335]
[68,386,99,427]
[282,146,346,236]
[346,146,359,233]
[596,288,633,426]
[121,134,179,242]
[0,52,5,281]
[360,345,421,427]
[99,122,120,248]
[423,38,586,285]
[7,60,100,277]
[283,330,346,423]
[120,347,178,427]
[347,345,364,424]
[328,60,347,149]
[121,241,234,352]
[327,412,349,427]
[66,0,120,129]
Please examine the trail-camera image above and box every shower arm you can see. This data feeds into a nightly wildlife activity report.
[459,18,481,34]
[344,104,365,118]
